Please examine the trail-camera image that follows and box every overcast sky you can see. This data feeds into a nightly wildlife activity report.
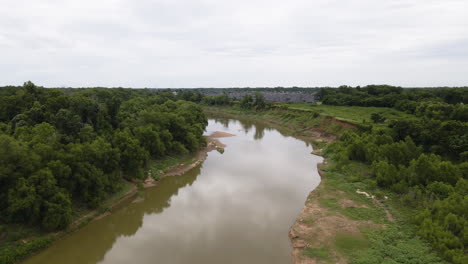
[1,0,467,88]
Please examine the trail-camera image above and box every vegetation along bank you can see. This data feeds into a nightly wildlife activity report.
[0,83,466,264]
[202,85,467,264]
[0,82,208,263]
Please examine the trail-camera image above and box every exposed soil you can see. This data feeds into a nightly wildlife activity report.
[323,116,358,130]
[338,199,370,209]
[374,199,395,222]
[355,190,394,222]
[295,127,338,143]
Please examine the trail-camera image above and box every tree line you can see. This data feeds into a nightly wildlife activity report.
[0,82,207,231]
[318,85,468,108]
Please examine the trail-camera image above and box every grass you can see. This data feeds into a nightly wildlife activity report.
[277,103,415,128]
[320,161,447,264]
[353,225,448,264]
[334,233,370,256]
[101,181,135,207]
[314,161,446,264]
[147,154,197,180]
[204,105,352,138]
[0,223,56,264]
[303,247,332,263]
[0,236,54,264]
[319,197,341,211]
[318,180,388,224]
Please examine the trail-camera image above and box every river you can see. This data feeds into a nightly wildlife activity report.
[23,118,323,264]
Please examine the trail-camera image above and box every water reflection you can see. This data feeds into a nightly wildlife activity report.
[23,167,202,264]
[24,118,322,264]
[211,117,273,141]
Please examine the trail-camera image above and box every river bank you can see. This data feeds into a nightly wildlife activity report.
[3,132,231,264]
[203,106,441,264]
[21,118,323,264]
[144,131,234,187]
[65,131,232,238]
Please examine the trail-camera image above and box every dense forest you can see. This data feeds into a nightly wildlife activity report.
[320,86,467,263]
[0,82,207,231]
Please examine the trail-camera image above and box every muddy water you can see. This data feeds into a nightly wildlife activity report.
[23,118,323,264]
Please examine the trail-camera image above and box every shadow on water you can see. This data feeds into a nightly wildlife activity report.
[210,115,298,144]
[23,166,202,264]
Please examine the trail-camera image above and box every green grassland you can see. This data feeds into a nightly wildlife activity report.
[276,103,415,126]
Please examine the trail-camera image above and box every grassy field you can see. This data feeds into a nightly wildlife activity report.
[277,103,415,127]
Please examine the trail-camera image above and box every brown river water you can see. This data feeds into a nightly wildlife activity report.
[23,118,322,264]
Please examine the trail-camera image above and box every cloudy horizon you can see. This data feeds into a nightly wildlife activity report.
[1,0,468,88]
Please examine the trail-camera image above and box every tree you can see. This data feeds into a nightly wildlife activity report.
[41,191,72,230]
[370,113,385,123]
[372,161,400,187]
[240,95,253,109]
[253,92,266,110]
[113,129,148,179]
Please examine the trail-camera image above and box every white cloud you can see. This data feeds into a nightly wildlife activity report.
[0,0,467,87]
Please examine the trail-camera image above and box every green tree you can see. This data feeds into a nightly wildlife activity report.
[113,129,148,179]
[370,113,385,123]
[240,95,253,109]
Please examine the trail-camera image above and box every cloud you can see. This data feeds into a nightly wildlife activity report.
[0,0,467,87]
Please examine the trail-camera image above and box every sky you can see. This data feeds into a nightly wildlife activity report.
[1,0,467,88]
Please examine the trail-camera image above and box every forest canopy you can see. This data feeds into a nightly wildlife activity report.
[0,82,207,231]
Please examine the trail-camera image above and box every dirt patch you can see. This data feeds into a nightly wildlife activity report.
[355,189,395,222]
[338,199,370,209]
[323,116,358,130]
[295,127,337,143]
[373,199,395,222]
